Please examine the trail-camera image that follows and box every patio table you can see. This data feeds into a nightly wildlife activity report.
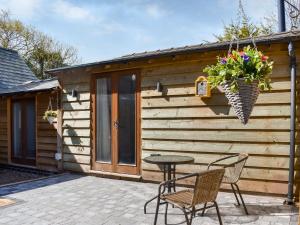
[143,154,194,214]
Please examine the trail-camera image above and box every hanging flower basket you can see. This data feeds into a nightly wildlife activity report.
[43,110,57,125]
[203,45,273,124]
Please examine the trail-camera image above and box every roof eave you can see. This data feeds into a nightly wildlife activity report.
[46,31,300,74]
[0,87,59,97]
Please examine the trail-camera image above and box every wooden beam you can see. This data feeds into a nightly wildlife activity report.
[7,97,11,164]
[57,91,63,171]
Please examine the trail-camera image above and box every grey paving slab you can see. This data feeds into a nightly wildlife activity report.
[0,173,298,225]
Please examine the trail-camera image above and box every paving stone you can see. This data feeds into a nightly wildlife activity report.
[0,173,298,225]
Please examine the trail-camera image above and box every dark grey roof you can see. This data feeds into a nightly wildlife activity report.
[47,31,300,73]
[0,78,59,96]
[0,47,38,92]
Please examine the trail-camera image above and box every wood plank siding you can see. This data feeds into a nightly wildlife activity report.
[55,42,300,195]
[36,92,58,171]
[60,69,91,172]
[140,44,300,195]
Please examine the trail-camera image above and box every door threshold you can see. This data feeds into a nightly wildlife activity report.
[9,162,37,169]
[89,170,142,182]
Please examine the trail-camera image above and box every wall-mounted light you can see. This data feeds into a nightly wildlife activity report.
[156,81,163,92]
[71,89,77,98]
[132,74,136,81]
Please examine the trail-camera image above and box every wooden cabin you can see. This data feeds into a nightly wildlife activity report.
[0,47,59,172]
[47,32,300,196]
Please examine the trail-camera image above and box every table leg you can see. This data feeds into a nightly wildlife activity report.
[163,164,166,181]
[168,164,176,208]
[167,164,172,193]
[173,164,176,192]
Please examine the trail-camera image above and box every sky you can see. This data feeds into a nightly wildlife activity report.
[0,0,277,64]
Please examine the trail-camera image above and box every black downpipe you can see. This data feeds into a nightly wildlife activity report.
[277,0,296,205]
[278,0,286,32]
[287,41,296,204]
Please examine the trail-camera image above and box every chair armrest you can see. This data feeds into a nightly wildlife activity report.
[158,173,198,194]
[207,154,240,169]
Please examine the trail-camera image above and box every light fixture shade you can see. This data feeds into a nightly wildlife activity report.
[71,89,77,98]
[156,81,163,92]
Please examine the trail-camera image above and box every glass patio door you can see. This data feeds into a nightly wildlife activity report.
[12,98,36,165]
[93,71,140,175]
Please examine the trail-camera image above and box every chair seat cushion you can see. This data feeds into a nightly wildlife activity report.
[161,189,194,208]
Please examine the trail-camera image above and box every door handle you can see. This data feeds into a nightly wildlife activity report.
[113,121,119,129]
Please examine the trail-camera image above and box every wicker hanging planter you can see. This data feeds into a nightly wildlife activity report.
[222,79,259,124]
[47,116,57,125]
[203,44,273,125]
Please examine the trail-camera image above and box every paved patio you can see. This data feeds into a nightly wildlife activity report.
[0,173,298,225]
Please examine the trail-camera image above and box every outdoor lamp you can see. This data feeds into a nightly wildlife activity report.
[71,89,77,98]
[156,81,163,92]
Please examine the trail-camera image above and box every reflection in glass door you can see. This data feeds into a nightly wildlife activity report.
[96,77,112,163]
[117,74,136,165]
[12,98,36,165]
[12,102,22,158]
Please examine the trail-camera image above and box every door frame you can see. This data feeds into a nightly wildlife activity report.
[10,95,37,166]
[91,69,141,175]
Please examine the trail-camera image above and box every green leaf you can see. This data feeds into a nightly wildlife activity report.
[203,45,273,93]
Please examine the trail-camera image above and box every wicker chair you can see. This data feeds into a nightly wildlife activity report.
[207,153,249,215]
[153,168,225,225]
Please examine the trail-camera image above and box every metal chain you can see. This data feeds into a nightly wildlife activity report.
[250,33,257,51]
[227,37,234,55]
[227,0,258,54]
[227,0,243,54]
[47,97,53,111]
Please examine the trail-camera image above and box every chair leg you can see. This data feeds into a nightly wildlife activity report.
[231,183,240,206]
[201,202,207,216]
[192,206,196,218]
[144,195,158,214]
[164,203,168,225]
[189,212,193,225]
[153,196,161,225]
[182,208,192,225]
[214,201,223,225]
[233,183,249,215]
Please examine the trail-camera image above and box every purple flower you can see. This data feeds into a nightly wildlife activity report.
[241,54,250,63]
[220,58,227,64]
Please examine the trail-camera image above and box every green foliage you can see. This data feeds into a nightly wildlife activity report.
[43,110,57,120]
[203,46,273,93]
[0,10,79,79]
[215,1,276,41]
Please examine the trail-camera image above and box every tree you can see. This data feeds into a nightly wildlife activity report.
[27,31,78,79]
[0,10,79,79]
[215,0,277,42]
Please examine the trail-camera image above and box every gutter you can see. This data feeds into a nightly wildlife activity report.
[287,41,297,204]
[0,87,59,97]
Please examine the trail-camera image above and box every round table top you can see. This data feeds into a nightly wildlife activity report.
[143,155,194,165]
